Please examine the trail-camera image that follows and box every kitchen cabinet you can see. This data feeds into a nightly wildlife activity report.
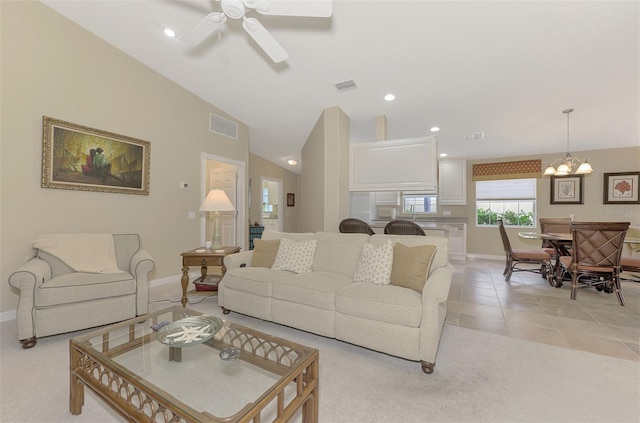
[438,159,466,205]
[445,223,467,261]
[375,191,400,206]
[350,136,437,191]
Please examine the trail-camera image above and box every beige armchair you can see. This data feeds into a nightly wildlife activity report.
[8,234,155,348]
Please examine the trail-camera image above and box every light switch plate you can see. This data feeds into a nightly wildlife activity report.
[180,182,189,189]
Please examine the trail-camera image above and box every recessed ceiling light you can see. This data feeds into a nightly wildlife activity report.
[430,127,440,132]
[163,27,176,38]
[287,159,298,166]
[384,94,395,102]
[439,153,448,157]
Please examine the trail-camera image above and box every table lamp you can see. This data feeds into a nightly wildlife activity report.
[199,189,235,250]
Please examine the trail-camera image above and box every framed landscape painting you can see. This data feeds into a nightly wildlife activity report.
[550,175,584,205]
[42,116,151,195]
[603,171,640,204]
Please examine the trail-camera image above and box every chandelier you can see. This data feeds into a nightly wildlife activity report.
[543,108,593,176]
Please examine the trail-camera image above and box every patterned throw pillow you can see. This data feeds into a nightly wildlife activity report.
[353,240,394,285]
[271,238,318,273]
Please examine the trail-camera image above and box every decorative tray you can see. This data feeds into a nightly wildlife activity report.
[156,315,223,348]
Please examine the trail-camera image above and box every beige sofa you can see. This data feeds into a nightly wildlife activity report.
[218,230,453,374]
[8,234,155,348]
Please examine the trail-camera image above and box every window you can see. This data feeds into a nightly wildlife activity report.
[262,188,273,213]
[402,192,437,214]
[476,178,536,227]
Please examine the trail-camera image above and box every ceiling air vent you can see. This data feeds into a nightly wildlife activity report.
[209,113,238,140]
[464,131,484,141]
[335,80,357,91]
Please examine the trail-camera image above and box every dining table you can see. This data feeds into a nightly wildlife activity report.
[518,231,640,287]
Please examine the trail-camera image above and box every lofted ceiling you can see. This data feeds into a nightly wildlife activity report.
[42,0,639,173]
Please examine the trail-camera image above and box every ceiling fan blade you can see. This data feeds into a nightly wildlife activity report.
[247,0,332,17]
[181,12,227,45]
[242,17,288,63]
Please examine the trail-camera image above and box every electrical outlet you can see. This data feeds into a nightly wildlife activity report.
[180,182,189,189]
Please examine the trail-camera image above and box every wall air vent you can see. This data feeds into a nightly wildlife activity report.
[209,113,238,140]
[335,80,357,91]
[464,132,484,141]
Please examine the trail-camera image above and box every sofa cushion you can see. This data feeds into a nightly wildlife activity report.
[261,230,315,242]
[336,282,423,327]
[252,239,280,268]
[222,267,293,297]
[369,234,448,270]
[312,232,370,277]
[35,272,135,307]
[272,238,318,273]
[391,243,437,292]
[353,240,394,285]
[273,271,353,310]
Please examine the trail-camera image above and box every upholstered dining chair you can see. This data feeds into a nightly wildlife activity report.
[498,219,552,283]
[559,221,630,306]
[538,217,572,258]
[384,220,426,236]
[621,256,640,279]
[339,218,375,235]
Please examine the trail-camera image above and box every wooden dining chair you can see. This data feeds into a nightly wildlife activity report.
[498,219,552,283]
[339,218,375,235]
[559,221,630,306]
[384,220,426,236]
[538,217,572,258]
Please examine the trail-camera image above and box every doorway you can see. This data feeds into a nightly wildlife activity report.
[260,177,283,232]
[201,153,246,250]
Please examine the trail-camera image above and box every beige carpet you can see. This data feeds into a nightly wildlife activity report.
[1,296,638,422]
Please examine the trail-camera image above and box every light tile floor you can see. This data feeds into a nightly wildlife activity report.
[446,258,640,361]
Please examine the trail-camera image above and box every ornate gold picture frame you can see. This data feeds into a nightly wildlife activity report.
[42,116,151,195]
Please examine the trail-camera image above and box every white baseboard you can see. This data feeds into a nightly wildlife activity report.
[0,272,201,323]
[0,309,16,323]
[466,253,504,261]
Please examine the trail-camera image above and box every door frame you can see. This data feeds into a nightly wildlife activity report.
[260,176,284,232]
[200,153,247,250]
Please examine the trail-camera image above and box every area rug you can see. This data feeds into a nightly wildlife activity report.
[1,297,638,422]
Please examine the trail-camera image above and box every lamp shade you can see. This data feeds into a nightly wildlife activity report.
[199,189,235,212]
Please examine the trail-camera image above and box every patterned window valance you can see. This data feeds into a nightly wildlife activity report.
[472,159,541,181]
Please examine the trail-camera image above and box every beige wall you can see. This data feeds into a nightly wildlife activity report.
[321,107,351,231]
[457,146,640,257]
[248,153,299,233]
[300,106,350,233]
[300,112,325,232]
[0,2,249,315]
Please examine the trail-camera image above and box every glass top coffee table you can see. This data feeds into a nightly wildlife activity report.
[69,305,319,422]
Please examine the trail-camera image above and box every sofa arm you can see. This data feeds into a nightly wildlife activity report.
[224,251,254,269]
[8,258,52,340]
[130,249,155,316]
[419,264,454,368]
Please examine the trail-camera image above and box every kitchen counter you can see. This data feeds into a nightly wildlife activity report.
[368,217,468,261]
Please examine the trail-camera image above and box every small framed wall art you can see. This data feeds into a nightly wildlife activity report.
[603,171,640,204]
[550,175,584,205]
[42,116,151,195]
[287,193,295,207]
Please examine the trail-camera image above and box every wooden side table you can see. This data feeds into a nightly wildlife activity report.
[180,246,241,307]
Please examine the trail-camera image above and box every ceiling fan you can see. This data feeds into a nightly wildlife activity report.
[181,0,333,63]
